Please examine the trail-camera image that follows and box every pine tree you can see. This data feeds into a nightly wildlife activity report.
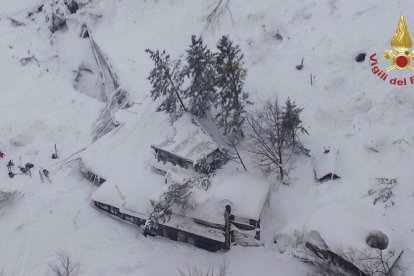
[215,36,249,145]
[145,181,192,232]
[184,36,216,117]
[146,49,186,117]
[144,176,211,233]
[282,98,309,155]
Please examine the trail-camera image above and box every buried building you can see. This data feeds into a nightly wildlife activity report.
[313,147,341,183]
[90,172,270,251]
[151,113,227,174]
[81,107,269,251]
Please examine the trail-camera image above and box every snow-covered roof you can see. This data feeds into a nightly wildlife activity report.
[91,178,164,218]
[83,105,268,232]
[161,213,225,242]
[150,159,204,180]
[82,103,172,216]
[164,166,204,185]
[152,113,220,163]
[185,172,271,224]
[91,170,270,227]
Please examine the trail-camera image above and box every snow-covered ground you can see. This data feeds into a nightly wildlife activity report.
[2,0,414,275]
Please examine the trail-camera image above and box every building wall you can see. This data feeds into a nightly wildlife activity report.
[156,149,193,169]
[93,200,225,252]
[81,164,106,185]
[154,147,227,174]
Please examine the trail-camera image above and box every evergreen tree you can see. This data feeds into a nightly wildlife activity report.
[184,36,216,117]
[145,181,192,232]
[146,49,186,117]
[215,36,249,145]
[282,98,309,155]
[144,176,211,234]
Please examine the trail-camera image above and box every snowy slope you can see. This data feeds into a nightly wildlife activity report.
[1,0,414,275]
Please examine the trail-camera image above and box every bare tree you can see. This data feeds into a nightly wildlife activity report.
[246,99,290,181]
[342,248,403,276]
[49,252,79,276]
[305,246,403,276]
[203,0,234,34]
[247,99,308,182]
[368,178,397,208]
[202,0,234,34]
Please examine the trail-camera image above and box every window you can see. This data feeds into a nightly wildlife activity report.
[110,206,119,215]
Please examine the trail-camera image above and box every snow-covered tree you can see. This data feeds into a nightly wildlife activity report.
[215,36,249,145]
[144,181,192,233]
[282,98,309,155]
[144,176,211,233]
[146,49,186,117]
[183,36,216,117]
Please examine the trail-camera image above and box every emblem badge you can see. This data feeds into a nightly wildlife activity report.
[384,14,414,71]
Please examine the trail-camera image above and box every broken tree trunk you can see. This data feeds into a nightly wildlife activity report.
[39,170,44,183]
[224,205,231,250]
[233,146,247,172]
[52,144,59,159]
[305,242,368,276]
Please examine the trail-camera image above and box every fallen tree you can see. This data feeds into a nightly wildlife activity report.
[306,242,368,276]
[303,242,404,276]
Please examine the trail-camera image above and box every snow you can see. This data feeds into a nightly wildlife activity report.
[305,199,392,250]
[313,147,340,179]
[213,173,270,220]
[152,113,220,163]
[186,172,270,225]
[91,153,269,227]
[1,0,414,275]
[163,164,204,183]
[92,176,164,218]
[162,213,225,243]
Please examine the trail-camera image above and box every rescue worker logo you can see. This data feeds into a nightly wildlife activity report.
[383,14,414,72]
